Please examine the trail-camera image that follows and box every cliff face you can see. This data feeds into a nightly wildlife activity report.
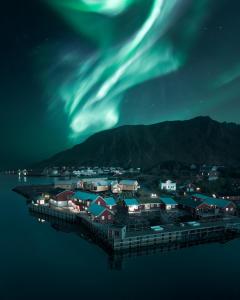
[38,117,240,169]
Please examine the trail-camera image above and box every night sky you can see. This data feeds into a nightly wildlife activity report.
[1,0,240,169]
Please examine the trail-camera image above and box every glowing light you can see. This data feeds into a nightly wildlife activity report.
[45,0,209,141]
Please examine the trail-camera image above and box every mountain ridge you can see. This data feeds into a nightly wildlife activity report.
[36,116,240,169]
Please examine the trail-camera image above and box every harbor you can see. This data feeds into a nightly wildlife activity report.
[14,184,240,254]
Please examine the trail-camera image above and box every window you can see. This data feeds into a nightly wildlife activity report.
[102,215,105,220]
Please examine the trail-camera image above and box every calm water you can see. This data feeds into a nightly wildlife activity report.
[1,175,240,300]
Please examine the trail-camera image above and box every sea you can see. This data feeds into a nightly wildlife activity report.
[0,175,240,300]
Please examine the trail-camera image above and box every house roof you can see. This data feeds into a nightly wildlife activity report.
[160,197,177,205]
[192,194,233,208]
[104,197,116,206]
[176,198,204,209]
[139,198,162,204]
[124,198,139,206]
[119,180,138,185]
[73,191,100,201]
[88,204,106,217]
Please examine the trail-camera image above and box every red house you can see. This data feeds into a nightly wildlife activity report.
[88,204,114,223]
[50,188,74,201]
[73,191,104,208]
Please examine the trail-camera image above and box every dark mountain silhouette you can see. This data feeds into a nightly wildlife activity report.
[37,117,240,169]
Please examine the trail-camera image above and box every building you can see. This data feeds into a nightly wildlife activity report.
[160,180,176,191]
[177,194,236,217]
[110,181,122,194]
[197,196,236,215]
[140,198,162,210]
[160,197,177,210]
[77,178,108,191]
[89,180,110,192]
[49,189,74,207]
[123,198,140,213]
[119,180,140,192]
[33,194,46,205]
[104,197,117,210]
[176,198,213,218]
[72,191,104,208]
[88,204,114,223]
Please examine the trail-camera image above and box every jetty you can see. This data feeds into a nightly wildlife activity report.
[26,202,240,253]
[13,184,240,253]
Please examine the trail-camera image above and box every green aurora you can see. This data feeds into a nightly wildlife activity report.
[44,0,211,140]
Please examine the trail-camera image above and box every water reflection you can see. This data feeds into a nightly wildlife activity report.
[28,207,238,271]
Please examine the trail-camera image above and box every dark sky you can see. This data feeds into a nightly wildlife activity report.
[1,0,240,169]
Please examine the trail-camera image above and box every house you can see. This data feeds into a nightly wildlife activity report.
[160,180,176,191]
[88,204,114,223]
[140,198,162,210]
[176,198,212,218]
[123,198,140,213]
[72,191,104,208]
[160,197,177,210]
[178,194,236,217]
[77,178,109,191]
[33,194,46,205]
[119,180,140,192]
[199,197,236,215]
[49,189,74,207]
[89,180,110,192]
[111,181,122,194]
[104,197,117,210]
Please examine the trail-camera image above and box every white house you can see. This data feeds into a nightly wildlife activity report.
[111,181,122,194]
[160,180,176,191]
[119,180,140,192]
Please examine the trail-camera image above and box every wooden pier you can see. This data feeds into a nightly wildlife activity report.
[112,223,228,252]
[13,183,240,254]
[76,213,240,252]
[29,204,78,224]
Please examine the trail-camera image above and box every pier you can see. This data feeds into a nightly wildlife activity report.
[28,203,240,252]
[13,184,240,254]
[29,204,79,223]
[76,213,240,252]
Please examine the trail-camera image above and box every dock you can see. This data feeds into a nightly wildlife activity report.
[76,213,240,252]
[29,203,79,224]
[27,203,240,252]
[13,184,240,254]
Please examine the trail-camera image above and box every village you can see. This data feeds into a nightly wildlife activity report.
[13,167,240,253]
[28,176,237,222]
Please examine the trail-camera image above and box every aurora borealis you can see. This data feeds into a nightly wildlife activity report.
[44,0,210,140]
[1,0,240,167]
